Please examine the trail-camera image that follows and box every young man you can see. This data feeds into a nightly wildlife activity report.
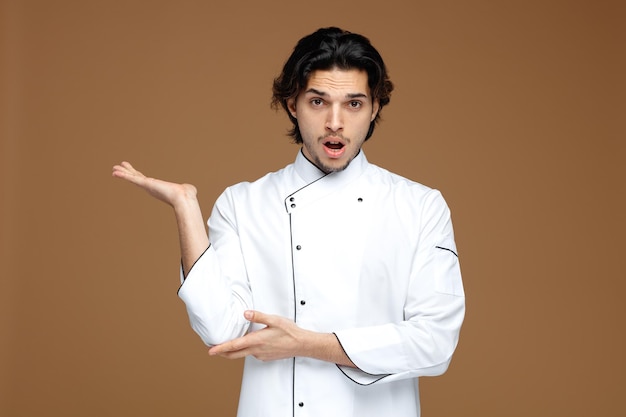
[113,27,465,417]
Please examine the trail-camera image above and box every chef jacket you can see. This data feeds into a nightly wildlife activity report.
[178,150,465,417]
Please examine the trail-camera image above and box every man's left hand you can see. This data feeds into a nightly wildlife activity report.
[208,310,309,362]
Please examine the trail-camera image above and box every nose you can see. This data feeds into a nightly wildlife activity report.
[325,104,343,132]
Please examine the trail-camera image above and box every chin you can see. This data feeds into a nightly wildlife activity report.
[319,159,351,174]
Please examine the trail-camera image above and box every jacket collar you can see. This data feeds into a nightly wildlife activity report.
[293,148,368,185]
[285,149,369,213]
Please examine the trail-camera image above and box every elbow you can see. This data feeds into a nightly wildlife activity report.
[411,322,462,377]
[186,310,250,346]
[189,320,225,347]
[422,353,453,377]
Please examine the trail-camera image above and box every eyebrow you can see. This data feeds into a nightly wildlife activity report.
[305,88,368,99]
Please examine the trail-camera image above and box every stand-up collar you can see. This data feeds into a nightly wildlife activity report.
[293,148,369,185]
[286,149,369,214]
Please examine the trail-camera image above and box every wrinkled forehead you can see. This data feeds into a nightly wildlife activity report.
[304,68,370,97]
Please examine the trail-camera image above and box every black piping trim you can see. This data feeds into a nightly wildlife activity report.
[177,244,211,294]
[284,174,329,213]
[333,333,392,386]
[288,214,297,415]
[335,365,391,386]
[285,164,332,413]
[289,215,297,322]
[300,148,333,176]
[435,245,458,258]
[333,333,354,364]
[291,357,296,417]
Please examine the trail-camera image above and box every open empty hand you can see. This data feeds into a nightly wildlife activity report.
[112,161,209,274]
[112,161,198,208]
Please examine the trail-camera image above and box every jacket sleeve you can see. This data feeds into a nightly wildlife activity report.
[177,187,253,346]
[334,190,465,385]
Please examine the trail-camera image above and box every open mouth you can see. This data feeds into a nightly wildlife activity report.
[323,140,347,159]
[324,141,345,150]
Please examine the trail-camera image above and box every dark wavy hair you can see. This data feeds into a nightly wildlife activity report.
[271,27,394,144]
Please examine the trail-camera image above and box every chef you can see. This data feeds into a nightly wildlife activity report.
[113,26,465,417]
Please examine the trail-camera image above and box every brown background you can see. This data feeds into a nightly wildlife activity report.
[2,0,625,416]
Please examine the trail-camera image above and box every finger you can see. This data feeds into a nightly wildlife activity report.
[209,336,248,356]
[112,169,142,185]
[112,162,133,177]
[120,161,145,176]
[244,310,275,326]
[112,163,149,186]
[111,166,131,180]
[208,344,227,355]
[120,161,145,177]
[209,345,242,357]
[112,161,138,174]
[215,350,247,360]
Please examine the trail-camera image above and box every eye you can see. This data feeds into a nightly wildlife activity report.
[310,98,324,106]
[348,101,362,109]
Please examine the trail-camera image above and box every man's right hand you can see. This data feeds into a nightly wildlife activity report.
[112,161,209,276]
[112,161,198,209]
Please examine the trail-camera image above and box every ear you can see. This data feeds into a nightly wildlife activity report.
[287,98,297,119]
[370,99,380,122]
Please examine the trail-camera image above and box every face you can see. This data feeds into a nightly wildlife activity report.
[287,68,380,173]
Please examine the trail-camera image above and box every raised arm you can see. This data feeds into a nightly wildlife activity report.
[112,161,209,276]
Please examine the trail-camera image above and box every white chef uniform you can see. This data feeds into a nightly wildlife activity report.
[178,150,465,417]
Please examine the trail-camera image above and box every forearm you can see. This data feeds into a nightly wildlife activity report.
[173,195,209,277]
[334,294,465,378]
[111,161,210,275]
[208,311,357,367]
[300,330,356,368]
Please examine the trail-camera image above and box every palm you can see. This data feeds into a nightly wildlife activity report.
[112,161,196,207]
